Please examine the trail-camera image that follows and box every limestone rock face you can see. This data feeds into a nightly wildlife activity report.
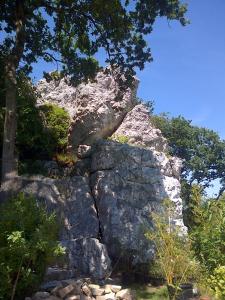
[36,70,138,150]
[90,140,183,264]
[113,104,168,152]
[63,238,112,280]
[0,176,111,279]
[37,77,77,118]
[1,70,186,278]
[68,71,138,150]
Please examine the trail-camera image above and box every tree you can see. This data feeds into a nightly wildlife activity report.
[152,114,225,198]
[0,0,188,182]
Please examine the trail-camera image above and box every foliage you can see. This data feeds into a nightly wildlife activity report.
[190,199,225,273]
[136,97,154,114]
[182,184,204,229]
[18,160,48,176]
[110,134,130,144]
[208,266,225,299]
[55,152,77,167]
[1,1,188,82]
[145,200,200,299]
[0,74,70,161]
[151,114,225,190]
[0,193,65,300]
[39,103,70,154]
[131,284,169,300]
[151,114,225,226]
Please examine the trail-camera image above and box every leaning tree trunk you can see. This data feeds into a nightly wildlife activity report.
[1,0,25,183]
[1,60,17,182]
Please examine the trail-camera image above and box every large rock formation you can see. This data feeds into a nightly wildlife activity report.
[89,105,183,265]
[0,176,111,280]
[1,70,185,279]
[37,70,138,150]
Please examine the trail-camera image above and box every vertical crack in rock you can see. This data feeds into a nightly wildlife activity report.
[90,181,104,242]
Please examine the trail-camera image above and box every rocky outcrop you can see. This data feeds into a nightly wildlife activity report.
[1,70,185,280]
[112,104,168,152]
[0,176,111,280]
[37,70,138,150]
[90,140,183,265]
[27,278,135,300]
[68,71,138,150]
[37,77,77,118]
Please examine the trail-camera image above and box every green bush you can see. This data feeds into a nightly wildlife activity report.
[0,72,70,164]
[208,266,225,299]
[0,193,65,300]
[190,200,225,273]
[39,103,70,153]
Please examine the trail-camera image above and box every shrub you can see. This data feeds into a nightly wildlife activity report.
[145,200,200,300]
[55,152,77,167]
[0,193,65,300]
[39,103,70,153]
[0,73,70,163]
[208,266,225,299]
[190,199,225,273]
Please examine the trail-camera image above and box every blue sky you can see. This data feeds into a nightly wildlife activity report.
[135,0,225,140]
[32,0,225,140]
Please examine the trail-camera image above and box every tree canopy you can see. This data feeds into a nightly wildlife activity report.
[1,0,188,80]
[152,114,225,198]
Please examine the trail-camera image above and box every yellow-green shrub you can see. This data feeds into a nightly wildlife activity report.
[208,266,225,299]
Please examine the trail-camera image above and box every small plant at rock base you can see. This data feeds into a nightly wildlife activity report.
[145,200,200,300]
[109,134,130,144]
[0,193,65,300]
[55,152,78,167]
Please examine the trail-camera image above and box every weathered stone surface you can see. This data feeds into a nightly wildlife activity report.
[0,176,111,279]
[36,77,77,118]
[37,70,138,151]
[96,294,115,300]
[113,104,168,152]
[81,284,92,296]
[65,296,81,300]
[90,287,105,296]
[58,284,74,298]
[45,296,61,300]
[63,238,111,280]
[80,295,93,300]
[90,140,184,264]
[51,284,63,297]
[106,285,121,293]
[68,71,138,150]
[0,176,99,240]
[44,268,74,282]
[77,145,93,159]
[116,289,135,300]
[33,291,50,299]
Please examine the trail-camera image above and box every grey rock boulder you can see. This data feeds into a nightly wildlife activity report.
[68,70,138,150]
[36,70,138,151]
[62,238,112,280]
[90,140,184,265]
[0,176,99,240]
[113,104,168,152]
[36,77,77,118]
[0,176,111,279]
